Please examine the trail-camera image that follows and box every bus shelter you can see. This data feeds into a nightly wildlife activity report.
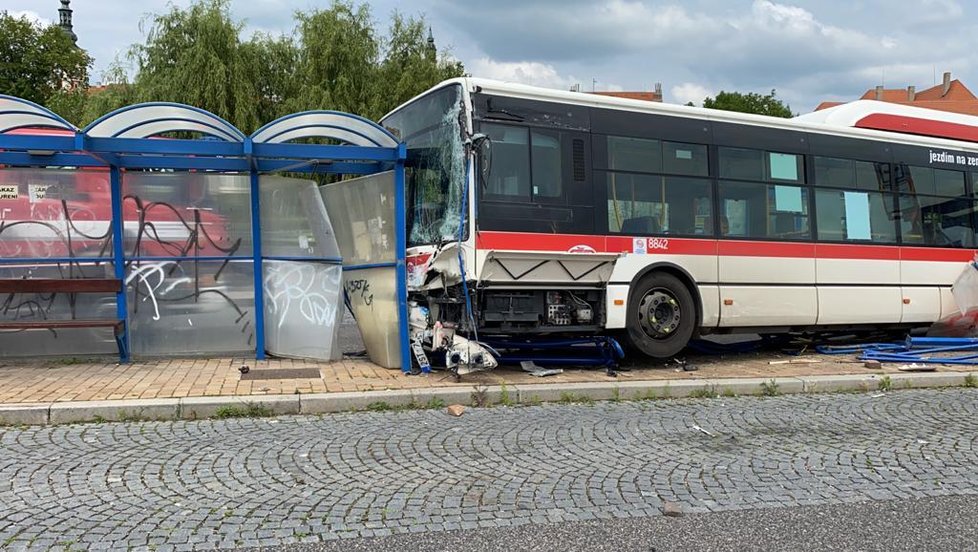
[0,95,412,372]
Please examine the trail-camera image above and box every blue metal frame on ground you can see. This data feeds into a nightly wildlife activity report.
[0,96,410,368]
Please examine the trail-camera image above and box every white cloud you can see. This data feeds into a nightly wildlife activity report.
[9,10,51,26]
[670,83,713,106]
[468,58,579,90]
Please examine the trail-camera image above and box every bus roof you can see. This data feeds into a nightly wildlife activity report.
[385,77,978,153]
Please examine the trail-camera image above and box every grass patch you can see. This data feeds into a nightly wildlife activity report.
[365,401,392,412]
[471,385,490,407]
[558,392,594,405]
[425,397,446,409]
[965,374,977,388]
[611,387,621,402]
[688,386,715,399]
[760,379,780,397]
[498,384,514,407]
[214,402,273,419]
[721,387,737,398]
[878,375,892,392]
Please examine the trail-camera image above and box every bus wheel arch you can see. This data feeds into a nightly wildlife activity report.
[623,264,701,359]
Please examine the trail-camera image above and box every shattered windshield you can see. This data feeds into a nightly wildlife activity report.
[382,84,466,247]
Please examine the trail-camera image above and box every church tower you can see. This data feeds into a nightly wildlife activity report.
[58,0,77,43]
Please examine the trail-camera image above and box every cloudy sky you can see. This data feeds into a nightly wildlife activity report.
[7,0,976,113]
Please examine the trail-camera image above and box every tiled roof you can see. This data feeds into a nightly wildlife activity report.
[593,91,662,102]
[816,79,978,116]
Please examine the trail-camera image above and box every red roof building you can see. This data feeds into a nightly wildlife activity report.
[816,72,978,116]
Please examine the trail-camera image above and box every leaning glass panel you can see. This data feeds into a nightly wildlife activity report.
[719,181,809,239]
[815,189,897,242]
[126,259,255,355]
[0,168,113,259]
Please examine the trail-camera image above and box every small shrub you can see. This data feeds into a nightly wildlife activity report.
[878,375,892,392]
[471,385,490,407]
[365,401,392,412]
[558,392,594,405]
[214,402,273,419]
[499,384,514,406]
[760,379,780,397]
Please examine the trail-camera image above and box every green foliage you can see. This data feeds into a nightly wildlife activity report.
[365,401,392,412]
[688,386,715,399]
[131,0,262,132]
[878,375,892,392]
[31,0,465,131]
[214,402,273,418]
[498,383,513,406]
[965,374,977,388]
[702,89,793,118]
[0,11,92,107]
[760,379,780,396]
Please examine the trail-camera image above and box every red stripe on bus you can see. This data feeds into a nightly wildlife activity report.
[855,113,978,143]
[900,247,977,262]
[475,231,976,262]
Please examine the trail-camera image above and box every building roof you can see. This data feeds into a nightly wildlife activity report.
[592,91,662,102]
[815,73,978,117]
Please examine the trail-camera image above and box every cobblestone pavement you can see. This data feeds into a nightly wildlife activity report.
[2,388,978,550]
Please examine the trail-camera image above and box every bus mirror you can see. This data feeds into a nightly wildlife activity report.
[470,134,491,187]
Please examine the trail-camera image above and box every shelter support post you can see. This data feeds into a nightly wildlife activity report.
[250,168,266,360]
[109,165,130,362]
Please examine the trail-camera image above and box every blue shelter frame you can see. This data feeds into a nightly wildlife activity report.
[0,95,411,372]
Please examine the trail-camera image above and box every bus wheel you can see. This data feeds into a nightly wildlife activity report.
[625,272,696,359]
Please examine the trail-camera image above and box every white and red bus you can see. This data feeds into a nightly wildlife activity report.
[381,78,978,361]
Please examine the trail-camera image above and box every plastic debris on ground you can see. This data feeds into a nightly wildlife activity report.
[818,336,978,366]
[520,361,564,377]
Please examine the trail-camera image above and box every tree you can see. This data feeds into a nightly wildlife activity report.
[702,89,793,118]
[291,2,380,118]
[131,0,262,132]
[375,13,465,118]
[0,11,92,107]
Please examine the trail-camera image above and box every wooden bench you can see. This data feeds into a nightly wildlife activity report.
[0,278,128,361]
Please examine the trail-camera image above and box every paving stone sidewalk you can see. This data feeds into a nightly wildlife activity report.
[0,349,972,405]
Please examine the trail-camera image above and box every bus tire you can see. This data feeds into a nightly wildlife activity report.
[624,271,696,359]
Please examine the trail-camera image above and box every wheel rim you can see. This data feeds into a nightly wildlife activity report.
[638,288,682,340]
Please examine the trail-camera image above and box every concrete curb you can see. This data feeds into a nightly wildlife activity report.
[1,371,975,426]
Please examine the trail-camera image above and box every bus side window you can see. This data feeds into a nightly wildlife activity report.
[483,124,530,199]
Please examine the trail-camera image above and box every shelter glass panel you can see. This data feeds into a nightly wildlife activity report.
[0,168,113,259]
[0,261,118,357]
[122,172,252,258]
[126,259,255,355]
[259,176,341,259]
